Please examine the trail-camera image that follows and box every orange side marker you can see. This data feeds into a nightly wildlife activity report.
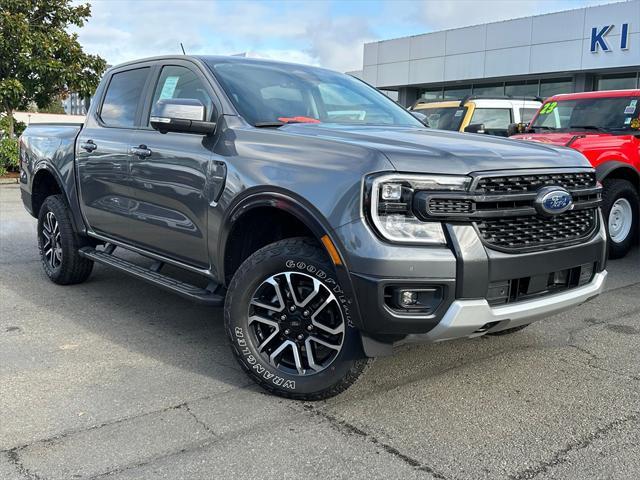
[320,235,343,266]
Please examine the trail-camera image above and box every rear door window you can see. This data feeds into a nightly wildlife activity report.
[100,68,150,128]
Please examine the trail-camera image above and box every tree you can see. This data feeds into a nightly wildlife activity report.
[0,0,107,136]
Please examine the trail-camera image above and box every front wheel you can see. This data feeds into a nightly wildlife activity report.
[602,179,639,259]
[225,237,369,400]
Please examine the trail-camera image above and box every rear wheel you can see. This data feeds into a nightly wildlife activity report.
[37,195,93,285]
[225,237,369,400]
[602,179,639,259]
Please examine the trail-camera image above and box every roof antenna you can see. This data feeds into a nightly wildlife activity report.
[180,42,186,55]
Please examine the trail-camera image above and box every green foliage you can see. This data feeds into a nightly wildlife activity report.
[0,136,19,175]
[0,0,107,119]
[0,114,25,136]
[39,100,66,115]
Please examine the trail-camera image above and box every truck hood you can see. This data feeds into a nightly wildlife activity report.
[281,124,590,174]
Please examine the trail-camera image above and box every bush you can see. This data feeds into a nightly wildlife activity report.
[0,137,19,175]
[0,115,26,137]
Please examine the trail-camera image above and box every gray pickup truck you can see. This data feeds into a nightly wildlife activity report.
[19,56,607,399]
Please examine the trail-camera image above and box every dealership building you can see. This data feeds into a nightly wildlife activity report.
[352,0,639,107]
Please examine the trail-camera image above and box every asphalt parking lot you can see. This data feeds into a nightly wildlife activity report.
[1,183,639,480]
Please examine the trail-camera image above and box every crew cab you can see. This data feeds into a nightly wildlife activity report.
[411,96,542,136]
[19,56,606,400]
[513,90,640,258]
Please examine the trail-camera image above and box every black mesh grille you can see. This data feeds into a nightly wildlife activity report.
[428,198,473,214]
[476,208,597,251]
[475,171,596,193]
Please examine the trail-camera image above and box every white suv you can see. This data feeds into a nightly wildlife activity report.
[412,96,542,137]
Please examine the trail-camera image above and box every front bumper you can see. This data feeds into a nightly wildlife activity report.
[399,270,607,344]
[335,211,607,343]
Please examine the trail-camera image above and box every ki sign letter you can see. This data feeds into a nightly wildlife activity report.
[590,23,630,52]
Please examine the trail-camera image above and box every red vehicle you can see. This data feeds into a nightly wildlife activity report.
[513,90,640,258]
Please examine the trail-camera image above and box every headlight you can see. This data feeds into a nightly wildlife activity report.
[366,173,471,244]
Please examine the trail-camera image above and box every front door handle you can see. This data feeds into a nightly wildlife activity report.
[80,140,97,152]
[130,145,152,158]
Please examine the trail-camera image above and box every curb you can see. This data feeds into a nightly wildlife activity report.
[0,178,19,185]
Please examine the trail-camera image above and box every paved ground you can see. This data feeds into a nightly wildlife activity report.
[1,183,639,480]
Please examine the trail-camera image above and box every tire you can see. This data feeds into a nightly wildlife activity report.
[37,195,93,285]
[225,237,370,400]
[602,178,639,259]
[486,324,529,336]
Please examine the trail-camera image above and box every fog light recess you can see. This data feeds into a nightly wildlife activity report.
[384,285,445,314]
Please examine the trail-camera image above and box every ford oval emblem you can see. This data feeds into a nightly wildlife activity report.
[535,187,573,215]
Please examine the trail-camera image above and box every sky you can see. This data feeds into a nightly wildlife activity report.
[74,0,624,72]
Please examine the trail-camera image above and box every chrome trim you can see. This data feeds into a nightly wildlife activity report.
[86,230,215,278]
[399,270,607,345]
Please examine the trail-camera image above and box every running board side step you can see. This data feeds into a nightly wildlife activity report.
[79,247,225,306]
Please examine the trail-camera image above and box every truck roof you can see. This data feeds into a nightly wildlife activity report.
[107,54,334,73]
[548,89,640,101]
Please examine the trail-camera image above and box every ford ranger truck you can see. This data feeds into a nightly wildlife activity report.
[512,89,640,258]
[19,56,607,400]
[411,96,542,136]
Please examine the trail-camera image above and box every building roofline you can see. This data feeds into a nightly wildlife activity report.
[363,0,633,46]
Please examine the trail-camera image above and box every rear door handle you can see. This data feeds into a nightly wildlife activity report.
[80,140,97,152]
[130,145,152,158]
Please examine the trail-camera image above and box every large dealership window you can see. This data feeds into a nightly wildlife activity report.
[505,81,539,98]
[472,83,504,96]
[539,78,574,98]
[443,86,472,99]
[595,73,639,91]
[420,88,444,101]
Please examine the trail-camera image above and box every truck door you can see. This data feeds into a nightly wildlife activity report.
[77,66,151,241]
[126,63,219,269]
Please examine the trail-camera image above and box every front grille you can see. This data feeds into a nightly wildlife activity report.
[414,169,601,253]
[474,171,596,193]
[476,208,597,251]
[428,198,473,214]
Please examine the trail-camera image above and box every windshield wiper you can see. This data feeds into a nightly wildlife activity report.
[569,125,607,132]
[254,121,285,128]
[254,119,321,128]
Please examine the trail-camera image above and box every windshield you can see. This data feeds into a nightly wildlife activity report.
[531,96,640,132]
[206,60,423,127]
[417,106,467,131]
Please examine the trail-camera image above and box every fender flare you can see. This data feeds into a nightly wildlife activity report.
[217,187,365,330]
[595,161,640,188]
[31,163,85,233]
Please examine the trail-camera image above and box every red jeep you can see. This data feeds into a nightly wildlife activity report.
[513,90,640,258]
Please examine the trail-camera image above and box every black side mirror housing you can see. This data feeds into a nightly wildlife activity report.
[410,111,430,127]
[150,98,216,135]
[464,123,485,134]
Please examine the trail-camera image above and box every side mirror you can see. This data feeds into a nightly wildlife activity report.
[507,122,526,136]
[464,123,485,134]
[410,111,430,127]
[150,98,216,135]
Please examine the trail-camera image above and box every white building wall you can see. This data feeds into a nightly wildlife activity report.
[363,0,640,88]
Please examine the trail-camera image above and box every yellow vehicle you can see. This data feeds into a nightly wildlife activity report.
[411,96,542,136]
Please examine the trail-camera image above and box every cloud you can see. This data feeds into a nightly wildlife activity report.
[74,0,621,72]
